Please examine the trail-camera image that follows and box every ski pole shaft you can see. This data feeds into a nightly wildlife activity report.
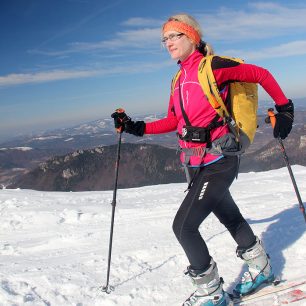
[277,138,306,223]
[102,131,122,293]
[266,108,306,223]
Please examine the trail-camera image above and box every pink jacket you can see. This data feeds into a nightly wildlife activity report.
[145,50,288,166]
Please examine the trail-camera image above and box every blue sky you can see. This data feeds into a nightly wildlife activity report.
[1,0,306,141]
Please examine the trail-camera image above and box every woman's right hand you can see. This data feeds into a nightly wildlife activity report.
[111,108,130,133]
[111,109,145,136]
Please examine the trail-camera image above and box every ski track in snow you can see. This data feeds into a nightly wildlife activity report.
[0,166,305,306]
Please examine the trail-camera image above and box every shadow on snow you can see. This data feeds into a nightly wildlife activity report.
[228,204,306,291]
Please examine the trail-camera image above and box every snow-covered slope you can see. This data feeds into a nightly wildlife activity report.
[0,166,305,306]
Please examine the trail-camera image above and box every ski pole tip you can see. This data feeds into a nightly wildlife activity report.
[101,284,115,294]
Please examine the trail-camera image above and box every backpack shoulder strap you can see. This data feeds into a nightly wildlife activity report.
[171,70,182,96]
[198,55,230,118]
[198,55,246,117]
[198,55,248,141]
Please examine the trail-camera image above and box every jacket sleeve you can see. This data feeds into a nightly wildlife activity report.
[144,95,178,134]
[212,57,288,106]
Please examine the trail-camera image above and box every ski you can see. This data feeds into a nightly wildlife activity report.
[232,288,306,305]
[230,278,306,305]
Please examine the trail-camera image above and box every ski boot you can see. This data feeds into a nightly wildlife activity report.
[183,258,231,306]
[234,236,275,296]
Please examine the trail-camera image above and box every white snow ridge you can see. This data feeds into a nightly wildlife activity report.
[0,166,305,306]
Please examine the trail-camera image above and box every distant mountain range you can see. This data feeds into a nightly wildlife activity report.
[7,123,306,191]
[2,97,305,150]
[0,114,177,186]
[7,143,185,191]
[0,114,178,150]
[1,101,306,190]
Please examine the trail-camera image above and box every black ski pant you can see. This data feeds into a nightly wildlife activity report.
[173,155,256,272]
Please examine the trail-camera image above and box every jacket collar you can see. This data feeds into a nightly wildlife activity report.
[178,50,203,69]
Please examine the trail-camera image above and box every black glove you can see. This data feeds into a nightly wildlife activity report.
[111,109,145,136]
[124,120,145,136]
[111,109,131,132]
[273,100,294,139]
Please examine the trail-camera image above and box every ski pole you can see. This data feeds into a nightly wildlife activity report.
[265,108,306,223]
[102,112,124,293]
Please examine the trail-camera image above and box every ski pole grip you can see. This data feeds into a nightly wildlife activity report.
[115,108,125,114]
[114,108,126,133]
[265,108,276,128]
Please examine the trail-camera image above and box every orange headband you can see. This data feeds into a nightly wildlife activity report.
[163,20,201,45]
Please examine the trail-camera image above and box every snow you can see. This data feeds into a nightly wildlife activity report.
[0,147,33,151]
[32,136,62,141]
[64,138,74,142]
[0,166,305,306]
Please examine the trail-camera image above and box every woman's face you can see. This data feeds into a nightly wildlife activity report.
[163,30,196,62]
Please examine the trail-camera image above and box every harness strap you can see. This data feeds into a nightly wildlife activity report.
[181,147,206,191]
[181,147,206,157]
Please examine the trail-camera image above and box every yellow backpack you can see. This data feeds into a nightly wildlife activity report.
[172,55,258,153]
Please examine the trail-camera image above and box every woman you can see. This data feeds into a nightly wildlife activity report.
[111,14,294,306]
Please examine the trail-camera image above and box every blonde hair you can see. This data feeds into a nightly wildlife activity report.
[163,13,214,56]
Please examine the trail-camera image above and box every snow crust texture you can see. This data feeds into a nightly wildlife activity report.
[0,166,305,305]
